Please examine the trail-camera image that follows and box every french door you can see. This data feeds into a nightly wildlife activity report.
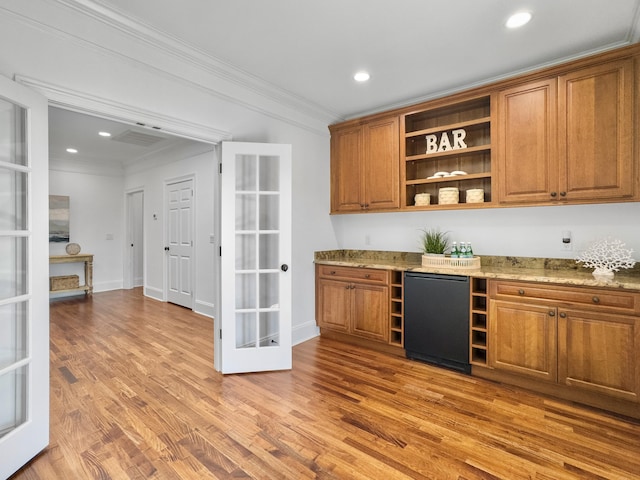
[0,76,49,478]
[219,142,292,374]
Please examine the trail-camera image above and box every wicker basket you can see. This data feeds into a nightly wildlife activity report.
[438,187,459,205]
[414,193,430,206]
[422,255,481,270]
[466,188,485,203]
[50,275,79,291]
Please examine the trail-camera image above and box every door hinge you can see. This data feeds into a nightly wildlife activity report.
[219,329,222,339]
[219,163,222,174]
[219,246,222,256]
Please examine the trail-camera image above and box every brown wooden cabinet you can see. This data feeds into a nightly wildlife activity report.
[316,265,390,343]
[497,58,635,205]
[487,280,640,411]
[328,44,640,213]
[489,299,558,382]
[329,115,399,213]
[558,308,639,403]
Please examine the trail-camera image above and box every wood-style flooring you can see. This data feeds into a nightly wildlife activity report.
[11,288,640,479]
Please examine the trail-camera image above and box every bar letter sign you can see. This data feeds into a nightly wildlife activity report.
[426,128,467,154]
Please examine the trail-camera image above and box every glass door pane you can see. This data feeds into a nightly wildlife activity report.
[234,154,281,350]
[0,99,29,439]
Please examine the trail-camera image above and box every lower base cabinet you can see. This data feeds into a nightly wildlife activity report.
[316,265,390,343]
[489,300,558,383]
[483,280,640,417]
[558,308,639,402]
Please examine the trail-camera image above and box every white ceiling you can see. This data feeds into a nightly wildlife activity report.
[49,0,640,166]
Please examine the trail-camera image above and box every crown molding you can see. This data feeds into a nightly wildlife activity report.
[51,0,340,129]
[15,75,232,144]
[345,40,633,120]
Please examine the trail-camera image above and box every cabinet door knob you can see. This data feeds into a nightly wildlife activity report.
[364,274,370,278]
[559,312,567,318]
[560,191,567,197]
[345,285,350,290]
[550,192,557,197]
[592,296,600,304]
[330,270,336,275]
[549,310,556,316]
[518,289,525,295]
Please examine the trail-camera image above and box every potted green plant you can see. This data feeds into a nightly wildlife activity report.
[420,228,450,256]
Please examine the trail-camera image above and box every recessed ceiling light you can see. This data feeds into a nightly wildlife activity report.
[506,11,532,28]
[98,131,111,137]
[66,148,78,154]
[354,72,370,82]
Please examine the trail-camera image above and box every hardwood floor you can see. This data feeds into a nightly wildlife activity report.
[11,288,640,479]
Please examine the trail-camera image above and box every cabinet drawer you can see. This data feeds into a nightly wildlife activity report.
[491,281,640,314]
[317,265,389,284]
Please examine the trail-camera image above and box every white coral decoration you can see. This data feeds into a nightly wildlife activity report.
[576,237,636,275]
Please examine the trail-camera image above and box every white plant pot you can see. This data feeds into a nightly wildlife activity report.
[592,268,615,281]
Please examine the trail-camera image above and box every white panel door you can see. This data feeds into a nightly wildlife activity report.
[166,178,193,308]
[0,76,49,478]
[219,142,292,374]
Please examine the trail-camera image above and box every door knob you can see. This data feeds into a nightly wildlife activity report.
[281,264,289,272]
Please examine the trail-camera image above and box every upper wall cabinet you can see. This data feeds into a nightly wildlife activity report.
[497,58,635,205]
[329,44,640,214]
[330,115,399,213]
[401,95,493,209]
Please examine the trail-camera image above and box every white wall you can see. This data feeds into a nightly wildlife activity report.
[49,170,124,293]
[331,202,640,261]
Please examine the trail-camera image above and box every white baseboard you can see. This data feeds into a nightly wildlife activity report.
[144,286,164,301]
[194,300,215,318]
[94,281,123,293]
[293,320,320,346]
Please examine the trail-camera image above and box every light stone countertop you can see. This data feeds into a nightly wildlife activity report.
[314,250,640,292]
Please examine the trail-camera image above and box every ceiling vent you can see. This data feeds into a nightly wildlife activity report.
[111,130,166,147]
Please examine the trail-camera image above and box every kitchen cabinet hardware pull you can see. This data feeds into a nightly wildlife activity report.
[330,270,336,275]
[592,296,600,303]
[560,191,567,197]
[550,191,557,197]
[549,310,555,316]
[364,274,370,278]
[518,289,525,295]
[559,312,567,318]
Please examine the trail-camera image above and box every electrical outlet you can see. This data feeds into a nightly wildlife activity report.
[561,231,572,251]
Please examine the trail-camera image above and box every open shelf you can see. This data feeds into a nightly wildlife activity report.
[389,270,404,348]
[402,95,493,209]
[470,277,489,366]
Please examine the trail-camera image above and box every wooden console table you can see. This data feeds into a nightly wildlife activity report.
[49,254,93,295]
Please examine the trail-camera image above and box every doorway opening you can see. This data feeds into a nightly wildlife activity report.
[48,105,218,312]
[125,189,144,289]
